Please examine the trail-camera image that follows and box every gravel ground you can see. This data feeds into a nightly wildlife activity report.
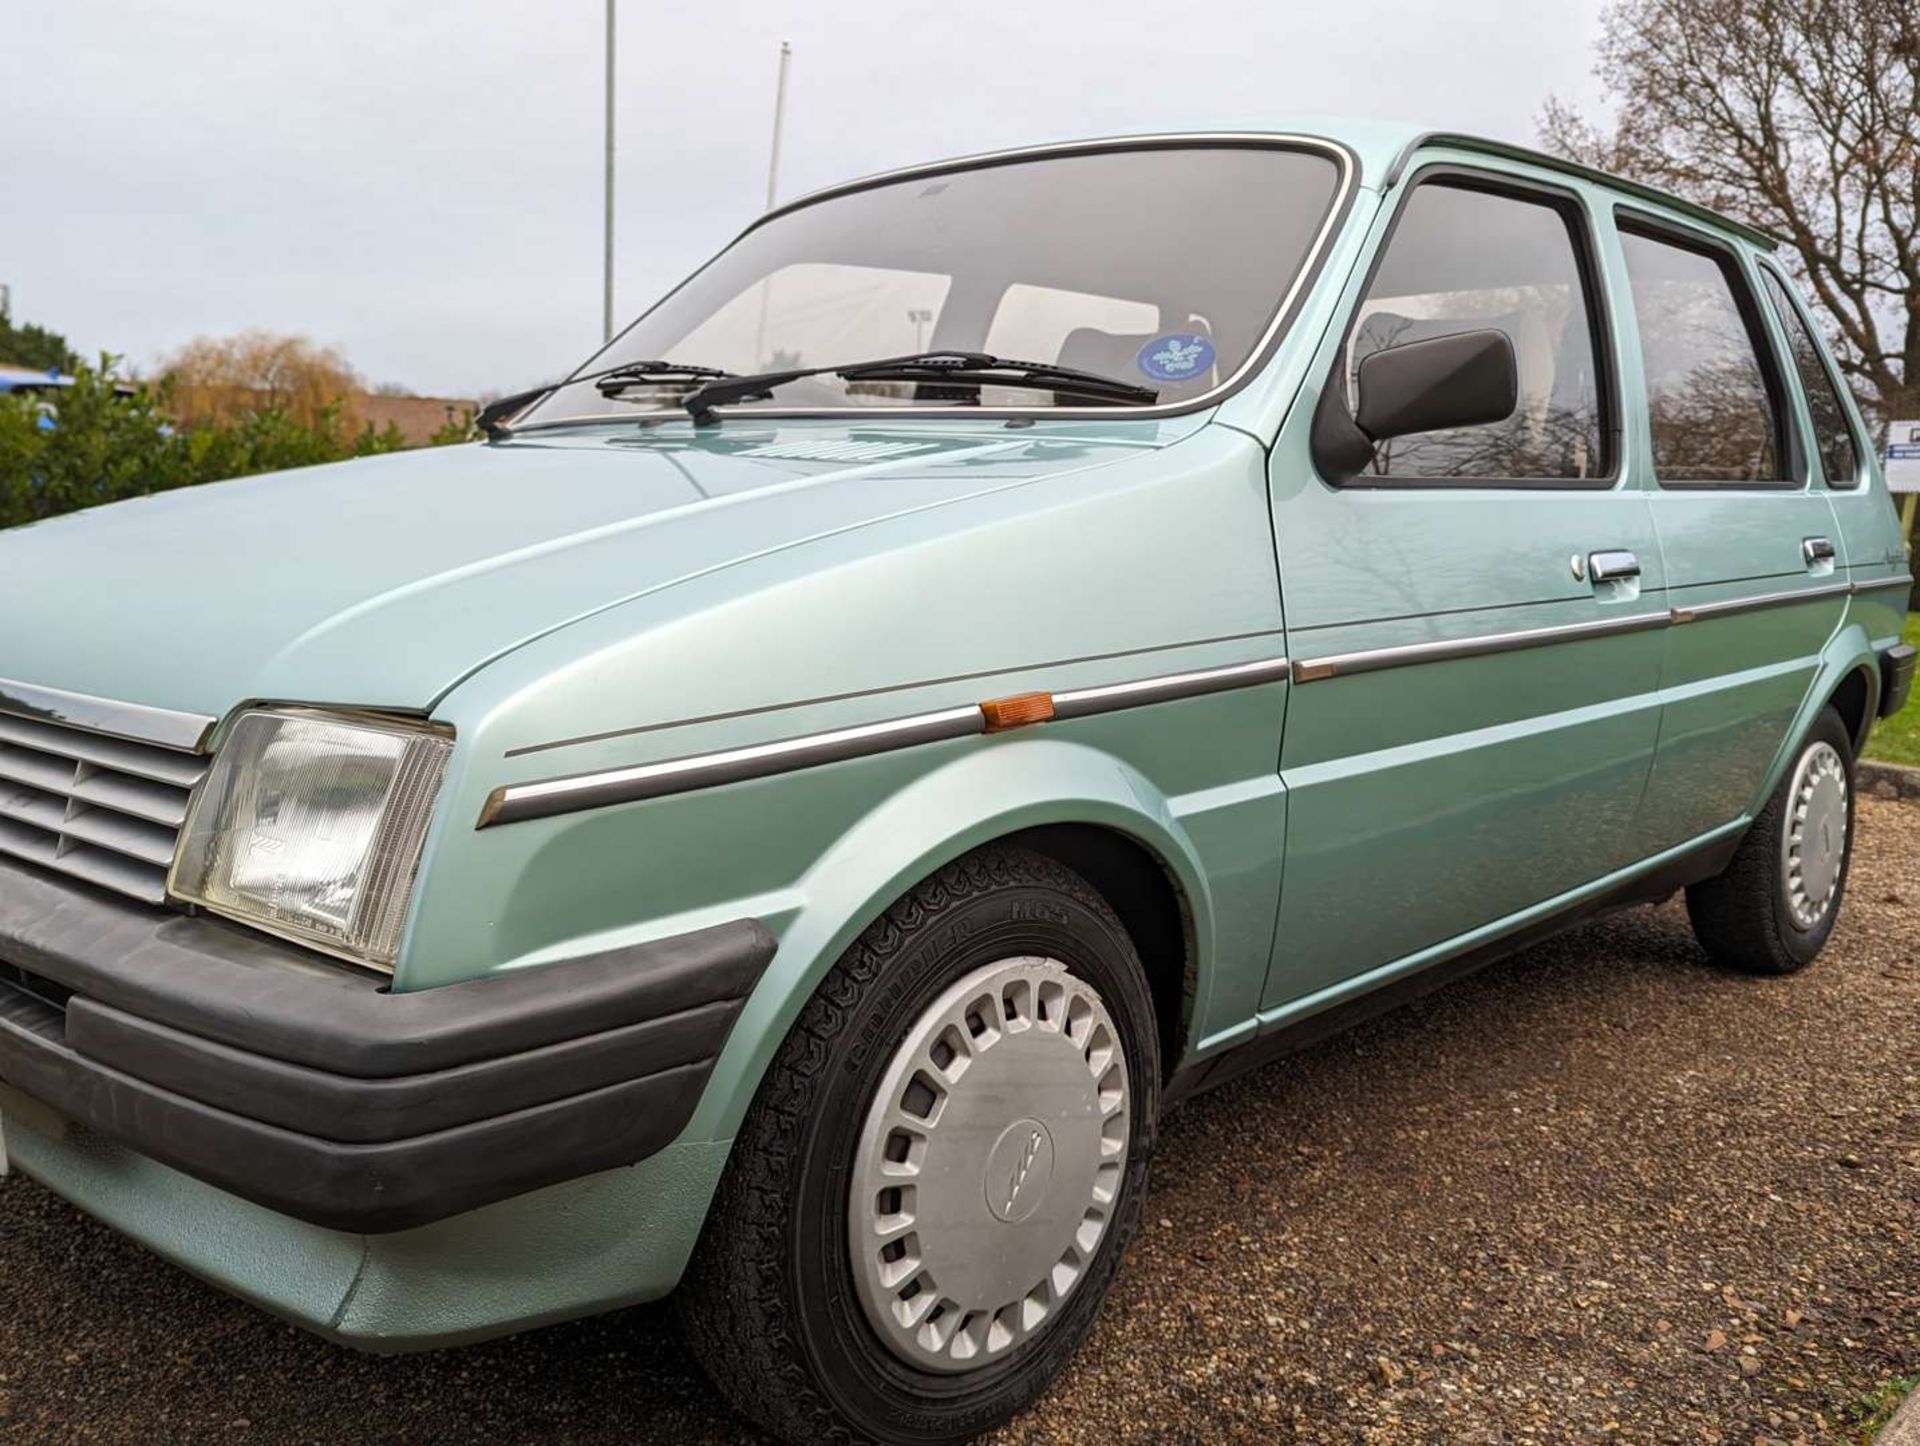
[3,798,1917,1445]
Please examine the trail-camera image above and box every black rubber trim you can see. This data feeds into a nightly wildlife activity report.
[0,858,770,1076]
[0,1011,711,1233]
[1882,644,1917,720]
[0,857,778,1231]
[64,995,740,1142]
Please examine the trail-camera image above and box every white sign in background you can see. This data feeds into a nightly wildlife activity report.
[1886,419,1920,494]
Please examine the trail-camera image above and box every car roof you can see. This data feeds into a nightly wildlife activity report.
[772,119,1775,253]
[1377,129,1776,250]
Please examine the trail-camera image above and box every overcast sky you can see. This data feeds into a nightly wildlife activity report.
[8,0,1608,398]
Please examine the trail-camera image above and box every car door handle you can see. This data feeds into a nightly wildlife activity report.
[1803,536,1836,566]
[1588,550,1641,584]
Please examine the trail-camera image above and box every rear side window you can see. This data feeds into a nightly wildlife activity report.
[1758,269,1860,488]
[1618,226,1787,485]
[1344,179,1609,482]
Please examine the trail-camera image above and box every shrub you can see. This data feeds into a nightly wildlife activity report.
[0,356,453,531]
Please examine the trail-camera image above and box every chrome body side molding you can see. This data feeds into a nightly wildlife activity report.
[1051,657,1294,718]
[1294,575,1907,684]
[478,572,1914,829]
[1291,611,1668,684]
[1852,573,1916,600]
[1668,580,1854,625]
[479,708,984,828]
[478,656,1291,829]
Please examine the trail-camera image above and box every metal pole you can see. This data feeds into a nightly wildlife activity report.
[765,41,792,212]
[602,0,617,343]
[752,42,792,370]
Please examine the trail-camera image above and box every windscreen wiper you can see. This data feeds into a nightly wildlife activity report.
[593,361,734,396]
[475,360,737,440]
[679,351,1159,426]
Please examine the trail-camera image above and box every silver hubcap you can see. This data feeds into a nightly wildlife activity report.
[849,957,1130,1374]
[1781,740,1848,930]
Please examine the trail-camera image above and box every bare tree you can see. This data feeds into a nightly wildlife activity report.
[1541,0,1919,423]
[162,331,364,432]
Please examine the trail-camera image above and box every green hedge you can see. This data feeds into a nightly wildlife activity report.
[0,358,463,531]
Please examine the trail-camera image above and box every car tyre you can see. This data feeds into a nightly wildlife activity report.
[1686,707,1856,975]
[681,845,1159,1445]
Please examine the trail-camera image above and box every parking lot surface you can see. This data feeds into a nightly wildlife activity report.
[3,797,1916,1444]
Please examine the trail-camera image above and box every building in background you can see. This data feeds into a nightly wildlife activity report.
[360,393,475,445]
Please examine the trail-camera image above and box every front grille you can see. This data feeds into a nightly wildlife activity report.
[0,959,70,1016]
[0,711,208,905]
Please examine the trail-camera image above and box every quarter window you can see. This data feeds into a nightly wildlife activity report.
[1344,180,1609,482]
[1618,227,1786,484]
[1758,269,1860,487]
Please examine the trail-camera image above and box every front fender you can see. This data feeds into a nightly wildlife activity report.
[680,736,1215,1144]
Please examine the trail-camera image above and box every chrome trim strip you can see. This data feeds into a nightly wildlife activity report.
[480,563,1908,827]
[1670,580,1855,624]
[506,628,1289,758]
[1291,611,1669,684]
[520,134,1358,431]
[1291,575,1893,683]
[1853,573,1916,598]
[1052,657,1293,718]
[0,677,214,753]
[478,655,1293,828]
[482,707,986,828]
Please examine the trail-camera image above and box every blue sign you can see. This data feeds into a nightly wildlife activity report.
[1137,333,1216,384]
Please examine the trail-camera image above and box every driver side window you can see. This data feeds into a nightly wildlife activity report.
[1346,179,1610,483]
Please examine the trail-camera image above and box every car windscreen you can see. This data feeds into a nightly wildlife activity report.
[522,142,1343,424]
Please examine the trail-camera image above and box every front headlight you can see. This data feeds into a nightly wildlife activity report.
[170,708,452,971]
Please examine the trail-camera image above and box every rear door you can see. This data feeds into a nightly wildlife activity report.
[1261,162,1667,1012]
[1752,258,1915,615]
[1613,214,1851,853]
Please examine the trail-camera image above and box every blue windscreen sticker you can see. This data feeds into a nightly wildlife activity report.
[1136,333,1216,383]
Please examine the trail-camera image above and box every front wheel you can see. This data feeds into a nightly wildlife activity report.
[1687,707,1856,975]
[681,847,1159,1445]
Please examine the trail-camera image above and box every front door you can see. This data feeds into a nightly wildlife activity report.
[1261,162,1668,1014]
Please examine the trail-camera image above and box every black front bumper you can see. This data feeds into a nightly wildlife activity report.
[0,861,775,1233]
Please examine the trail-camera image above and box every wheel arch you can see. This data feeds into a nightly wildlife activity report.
[681,737,1216,1147]
[1002,821,1198,1084]
[1750,625,1883,813]
[1827,661,1878,757]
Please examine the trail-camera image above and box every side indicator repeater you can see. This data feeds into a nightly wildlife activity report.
[980,692,1056,732]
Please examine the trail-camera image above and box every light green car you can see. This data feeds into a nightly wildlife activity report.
[0,122,1912,1443]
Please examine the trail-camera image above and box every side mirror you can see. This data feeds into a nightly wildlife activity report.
[1311,328,1519,483]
